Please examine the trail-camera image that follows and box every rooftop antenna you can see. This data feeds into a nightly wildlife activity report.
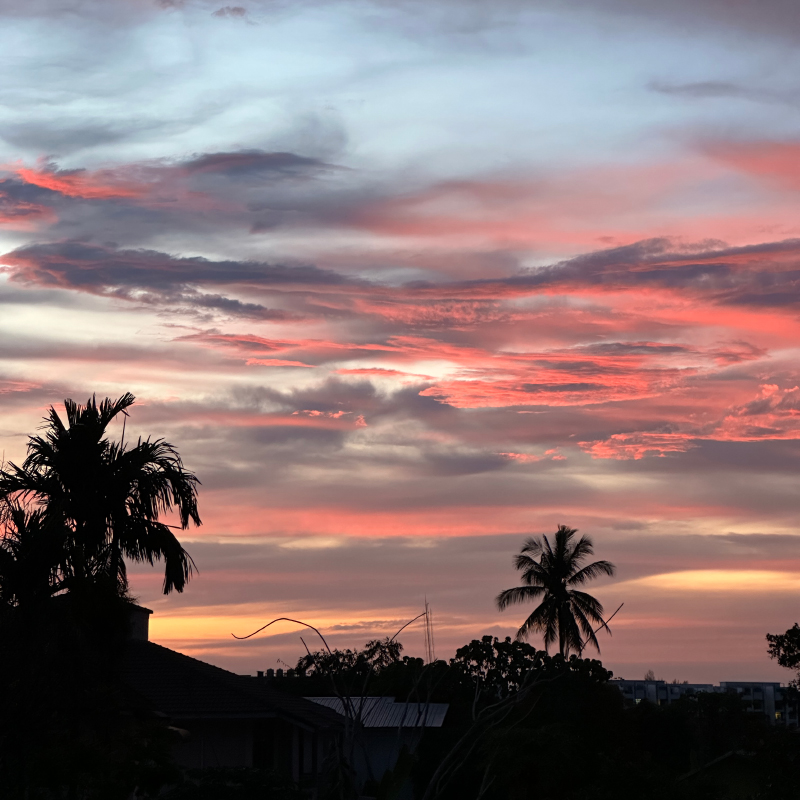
[423,598,436,664]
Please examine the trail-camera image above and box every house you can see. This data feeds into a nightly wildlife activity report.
[121,606,343,785]
[307,696,449,798]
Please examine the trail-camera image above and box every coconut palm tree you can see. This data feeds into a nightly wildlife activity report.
[496,524,615,656]
[0,393,200,595]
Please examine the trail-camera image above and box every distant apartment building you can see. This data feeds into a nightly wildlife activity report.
[611,678,798,726]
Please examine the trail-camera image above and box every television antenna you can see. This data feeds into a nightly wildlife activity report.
[423,598,436,664]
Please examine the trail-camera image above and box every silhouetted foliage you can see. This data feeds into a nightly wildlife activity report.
[298,637,403,678]
[0,393,200,597]
[269,629,800,800]
[0,502,63,611]
[289,637,406,709]
[413,653,790,800]
[767,623,800,686]
[0,394,201,798]
[448,635,612,701]
[496,524,615,655]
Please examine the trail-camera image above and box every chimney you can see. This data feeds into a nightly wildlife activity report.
[127,604,153,641]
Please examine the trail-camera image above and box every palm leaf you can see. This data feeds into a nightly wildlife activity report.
[567,559,616,586]
[496,584,545,610]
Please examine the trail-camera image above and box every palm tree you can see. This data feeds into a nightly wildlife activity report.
[496,524,615,657]
[0,502,66,610]
[0,393,200,595]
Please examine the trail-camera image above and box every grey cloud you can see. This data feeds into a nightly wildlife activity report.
[423,451,508,476]
[212,6,248,18]
[3,240,356,293]
[482,237,800,309]
[238,378,390,416]
[647,80,800,107]
[0,178,56,204]
[0,115,215,157]
[4,0,800,46]
[0,147,356,247]
[650,80,752,99]
[538,0,800,42]
[251,0,800,44]
[129,383,560,495]
[183,150,329,179]
[160,292,298,321]
[230,378,456,429]
[580,342,693,356]
[521,382,604,393]
[1,122,133,156]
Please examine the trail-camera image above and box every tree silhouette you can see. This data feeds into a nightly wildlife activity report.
[0,503,65,610]
[496,524,615,656]
[767,623,800,687]
[0,393,200,596]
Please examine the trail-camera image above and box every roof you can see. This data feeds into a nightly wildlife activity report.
[307,697,448,728]
[121,640,342,730]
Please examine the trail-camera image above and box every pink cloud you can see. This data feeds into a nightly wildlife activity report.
[8,162,148,200]
[580,384,800,459]
[706,140,800,191]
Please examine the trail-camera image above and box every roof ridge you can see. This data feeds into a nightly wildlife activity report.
[124,640,343,727]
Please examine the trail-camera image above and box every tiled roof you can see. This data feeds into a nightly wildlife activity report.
[121,640,342,730]
[307,697,448,728]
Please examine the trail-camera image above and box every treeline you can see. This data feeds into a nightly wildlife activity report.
[272,636,800,800]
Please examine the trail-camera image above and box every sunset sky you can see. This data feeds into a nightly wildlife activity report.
[2,0,800,682]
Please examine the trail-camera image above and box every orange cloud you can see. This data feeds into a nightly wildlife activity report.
[11,163,147,200]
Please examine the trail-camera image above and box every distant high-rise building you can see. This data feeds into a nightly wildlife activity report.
[611,678,798,726]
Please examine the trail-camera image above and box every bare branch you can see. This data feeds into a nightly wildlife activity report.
[390,610,428,642]
[231,616,333,654]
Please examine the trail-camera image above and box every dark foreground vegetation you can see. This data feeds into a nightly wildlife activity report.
[0,394,200,798]
[273,635,800,800]
[1,394,799,799]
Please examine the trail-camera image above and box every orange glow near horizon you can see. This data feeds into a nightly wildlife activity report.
[618,570,800,593]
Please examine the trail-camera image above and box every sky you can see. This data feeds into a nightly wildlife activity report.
[1,0,800,683]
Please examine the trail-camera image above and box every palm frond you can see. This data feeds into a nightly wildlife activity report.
[558,605,584,656]
[516,597,558,648]
[496,584,545,610]
[98,393,135,428]
[567,559,616,585]
[513,553,537,572]
[569,589,606,623]
[567,534,596,566]
[519,537,543,557]
[520,562,549,587]
[117,518,196,593]
[570,601,600,654]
